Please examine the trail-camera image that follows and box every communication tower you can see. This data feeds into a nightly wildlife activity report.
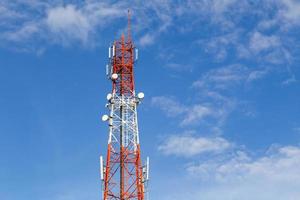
[100,11,149,200]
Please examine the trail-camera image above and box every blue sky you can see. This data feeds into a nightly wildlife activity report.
[1,0,300,200]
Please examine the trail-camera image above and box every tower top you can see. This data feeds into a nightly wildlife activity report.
[127,9,131,41]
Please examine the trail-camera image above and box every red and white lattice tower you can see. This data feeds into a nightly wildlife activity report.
[100,11,149,200]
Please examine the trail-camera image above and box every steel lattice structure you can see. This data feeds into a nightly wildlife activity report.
[100,12,149,200]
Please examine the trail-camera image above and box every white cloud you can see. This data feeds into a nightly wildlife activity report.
[0,3,23,22]
[210,0,237,14]
[0,0,299,55]
[184,145,300,200]
[247,68,270,82]
[46,5,91,44]
[185,64,271,135]
[181,105,214,126]
[282,75,297,85]
[152,67,249,127]
[138,33,155,47]
[81,1,125,28]
[3,22,40,42]
[0,1,125,49]
[159,140,300,200]
[257,18,278,31]
[193,64,249,90]
[151,96,187,117]
[0,1,255,50]
[193,64,270,92]
[158,134,232,157]
[249,31,281,54]
[202,30,241,61]
[197,0,298,67]
[164,63,185,70]
[44,2,126,45]
[281,0,300,24]
[151,96,223,126]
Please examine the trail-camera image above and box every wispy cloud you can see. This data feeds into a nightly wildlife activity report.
[44,2,125,46]
[3,22,40,42]
[158,134,232,157]
[151,66,255,127]
[202,29,291,66]
[46,5,91,45]
[164,63,192,71]
[280,0,300,25]
[0,1,125,50]
[151,96,225,127]
[201,30,241,62]
[185,145,300,199]
[0,0,300,59]
[193,64,269,90]
[189,64,271,130]
[282,75,297,85]
[249,31,281,54]
[181,105,215,126]
[193,1,299,83]
[138,33,155,47]
[159,135,300,200]
[151,96,186,117]
[193,64,248,90]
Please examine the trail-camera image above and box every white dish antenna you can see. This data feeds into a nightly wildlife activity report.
[102,115,109,121]
[111,73,118,80]
[137,92,144,99]
[106,93,112,101]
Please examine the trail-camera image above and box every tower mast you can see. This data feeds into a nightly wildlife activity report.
[100,11,149,200]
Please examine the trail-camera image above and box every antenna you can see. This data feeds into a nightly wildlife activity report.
[127,9,131,41]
